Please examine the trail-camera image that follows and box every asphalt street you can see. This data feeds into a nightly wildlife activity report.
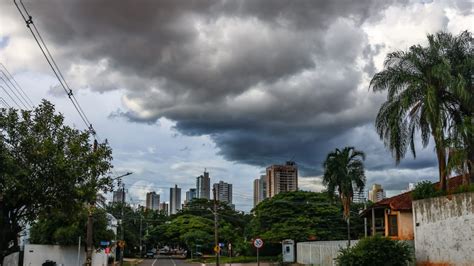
[139,256,194,266]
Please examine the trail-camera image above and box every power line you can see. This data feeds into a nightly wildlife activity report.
[13,0,129,183]
[0,97,11,108]
[0,63,35,107]
[0,84,22,109]
[0,72,30,110]
[0,67,33,109]
[14,0,94,135]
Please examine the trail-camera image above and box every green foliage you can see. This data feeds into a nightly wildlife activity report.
[453,183,474,194]
[105,203,169,256]
[0,101,113,257]
[370,30,474,189]
[411,181,445,200]
[248,191,365,243]
[322,146,366,220]
[30,206,115,246]
[335,236,413,266]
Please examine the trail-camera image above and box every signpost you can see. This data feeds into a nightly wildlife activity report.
[253,238,264,266]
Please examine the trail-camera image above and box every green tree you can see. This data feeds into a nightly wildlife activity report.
[29,206,115,246]
[370,30,473,190]
[433,31,473,184]
[248,191,364,245]
[0,101,113,258]
[322,147,366,247]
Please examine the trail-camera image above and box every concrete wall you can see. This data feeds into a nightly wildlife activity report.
[297,240,358,266]
[2,252,20,266]
[23,244,85,266]
[413,192,474,265]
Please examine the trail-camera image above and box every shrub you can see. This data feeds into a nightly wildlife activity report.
[335,236,413,266]
[453,183,474,194]
[411,181,445,200]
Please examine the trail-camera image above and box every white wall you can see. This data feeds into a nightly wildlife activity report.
[297,240,358,266]
[23,244,85,266]
[2,252,20,266]
[413,192,474,265]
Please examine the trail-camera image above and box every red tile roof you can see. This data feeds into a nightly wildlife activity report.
[376,191,412,211]
[365,175,465,212]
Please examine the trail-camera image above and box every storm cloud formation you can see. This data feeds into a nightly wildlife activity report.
[7,0,471,186]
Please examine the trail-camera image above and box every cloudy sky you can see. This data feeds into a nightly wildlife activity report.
[0,0,472,211]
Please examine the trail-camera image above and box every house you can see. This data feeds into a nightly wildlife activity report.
[360,175,464,241]
[360,191,414,240]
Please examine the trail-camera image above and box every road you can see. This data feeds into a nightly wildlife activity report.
[139,256,195,266]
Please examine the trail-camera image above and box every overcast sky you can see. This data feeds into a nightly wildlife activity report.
[0,0,472,211]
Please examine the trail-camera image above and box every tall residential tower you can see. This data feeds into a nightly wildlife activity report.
[213,181,233,204]
[266,161,298,198]
[253,175,267,207]
[196,171,210,199]
[169,184,182,215]
[145,191,160,210]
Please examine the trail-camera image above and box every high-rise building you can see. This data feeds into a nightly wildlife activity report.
[185,188,197,204]
[213,181,232,204]
[146,191,160,210]
[159,202,169,216]
[266,161,298,198]
[253,175,267,207]
[169,184,182,215]
[368,184,386,202]
[352,187,367,203]
[196,171,211,199]
[113,188,126,203]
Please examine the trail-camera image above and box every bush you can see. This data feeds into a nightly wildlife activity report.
[335,236,413,266]
[411,181,445,200]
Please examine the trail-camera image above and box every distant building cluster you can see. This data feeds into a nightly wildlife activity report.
[110,169,235,215]
[253,161,298,208]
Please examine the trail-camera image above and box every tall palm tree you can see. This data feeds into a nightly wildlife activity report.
[370,36,459,191]
[434,31,473,184]
[323,146,366,247]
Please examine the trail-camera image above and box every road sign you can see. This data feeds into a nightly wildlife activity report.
[253,238,264,249]
[219,243,224,247]
[214,245,221,253]
[100,241,110,246]
[228,243,232,250]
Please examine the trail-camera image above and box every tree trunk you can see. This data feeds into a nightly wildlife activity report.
[347,217,351,248]
[468,145,474,184]
[436,146,448,191]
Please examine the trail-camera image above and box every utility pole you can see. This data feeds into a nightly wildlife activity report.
[213,187,220,266]
[120,182,125,266]
[139,214,143,258]
[86,139,98,266]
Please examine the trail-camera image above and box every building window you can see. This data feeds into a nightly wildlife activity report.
[388,214,398,236]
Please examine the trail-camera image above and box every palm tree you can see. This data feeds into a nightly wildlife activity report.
[434,31,473,184]
[323,147,366,247]
[370,35,460,191]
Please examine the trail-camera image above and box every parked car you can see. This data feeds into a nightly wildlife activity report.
[145,251,155,258]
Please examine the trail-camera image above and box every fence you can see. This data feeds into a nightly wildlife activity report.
[296,240,358,266]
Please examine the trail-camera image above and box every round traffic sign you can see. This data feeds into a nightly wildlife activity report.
[253,238,264,248]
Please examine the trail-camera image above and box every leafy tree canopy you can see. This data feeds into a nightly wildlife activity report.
[248,191,365,243]
[0,100,113,257]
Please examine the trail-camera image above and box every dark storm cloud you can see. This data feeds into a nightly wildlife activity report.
[16,0,440,176]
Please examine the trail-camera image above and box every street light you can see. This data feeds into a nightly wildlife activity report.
[115,172,133,266]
